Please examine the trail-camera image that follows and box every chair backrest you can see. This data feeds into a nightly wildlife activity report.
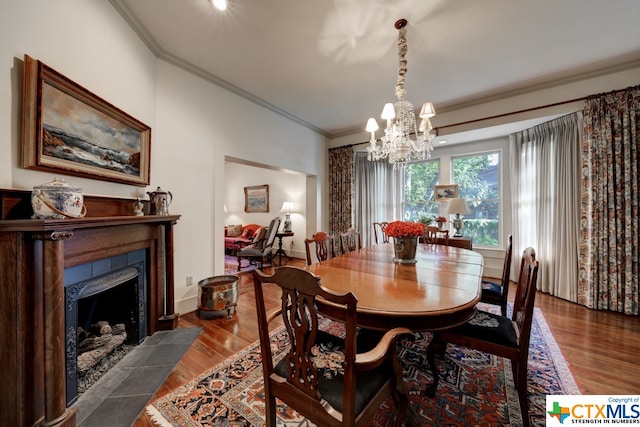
[258,217,281,254]
[340,229,361,254]
[423,225,449,245]
[372,222,389,244]
[511,247,539,352]
[304,231,336,265]
[252,266,359,423]
[500,234,514,290]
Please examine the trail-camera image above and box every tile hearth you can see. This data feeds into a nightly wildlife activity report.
[74,327,201,427]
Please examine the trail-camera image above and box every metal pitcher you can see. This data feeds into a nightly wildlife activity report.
[147,186,173,215]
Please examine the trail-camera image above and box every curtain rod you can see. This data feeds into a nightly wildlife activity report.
[332,94,588,151]
[435,95,587,132]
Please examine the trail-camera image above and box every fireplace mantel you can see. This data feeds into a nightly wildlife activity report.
[0,189,180,427]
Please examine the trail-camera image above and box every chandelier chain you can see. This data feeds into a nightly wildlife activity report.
[395,26,408,100]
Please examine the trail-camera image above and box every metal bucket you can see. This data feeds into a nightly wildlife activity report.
[196,275,240,319]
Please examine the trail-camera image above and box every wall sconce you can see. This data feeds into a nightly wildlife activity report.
[446,198,470,237]
[280,201,294,232]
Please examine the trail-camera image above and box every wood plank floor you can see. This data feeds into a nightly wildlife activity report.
[133,258,640,426]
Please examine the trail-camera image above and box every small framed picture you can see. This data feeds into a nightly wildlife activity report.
[434,184,459,202]
[244,185,269,213]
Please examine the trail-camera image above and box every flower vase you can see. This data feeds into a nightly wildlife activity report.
[437,222,445,230]
[393,236,418,264]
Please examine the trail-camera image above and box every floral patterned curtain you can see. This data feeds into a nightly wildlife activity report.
[579,85,640,315]
[328,146,354,236]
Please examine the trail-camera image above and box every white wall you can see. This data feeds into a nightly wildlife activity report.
[0,0,327,316]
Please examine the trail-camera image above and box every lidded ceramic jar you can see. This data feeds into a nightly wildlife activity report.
[31,177,87,219]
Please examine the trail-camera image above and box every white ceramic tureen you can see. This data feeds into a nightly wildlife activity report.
[31,177,86,219]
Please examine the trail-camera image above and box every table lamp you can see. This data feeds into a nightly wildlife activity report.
[280,201,294,232]
[446,198,470,237]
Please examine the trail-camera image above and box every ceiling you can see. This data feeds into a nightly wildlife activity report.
[110,0,640,139]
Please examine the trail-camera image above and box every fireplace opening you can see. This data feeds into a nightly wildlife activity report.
[64,250,147,405]
[76,274,138,392]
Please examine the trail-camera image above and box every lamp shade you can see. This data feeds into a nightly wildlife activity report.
[446,198,470,215]
[366,118,379,133]
[280,201,294,213]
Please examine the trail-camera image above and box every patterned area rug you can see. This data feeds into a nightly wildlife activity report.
[146,305,579,426]
[224,255,258,276]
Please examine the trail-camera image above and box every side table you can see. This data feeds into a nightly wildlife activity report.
[273,231,294,266]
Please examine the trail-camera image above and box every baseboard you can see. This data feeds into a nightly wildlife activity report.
[175,295,197,317]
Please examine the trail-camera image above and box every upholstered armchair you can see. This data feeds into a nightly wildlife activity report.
[237,217,281,270]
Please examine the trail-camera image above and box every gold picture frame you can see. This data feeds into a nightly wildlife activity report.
[21,55,151,186]
[244,185,269,213]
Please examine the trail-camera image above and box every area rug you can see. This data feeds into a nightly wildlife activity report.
[145,306,579,426]
[224,255,258,276]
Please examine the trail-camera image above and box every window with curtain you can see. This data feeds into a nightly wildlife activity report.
[402,160,440,221]
[353,152,402,247]
[453,152,501,247]
[510,113,581,302]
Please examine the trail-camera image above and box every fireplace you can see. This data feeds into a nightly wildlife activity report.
[0,189,180,427]
[64,250,147,405]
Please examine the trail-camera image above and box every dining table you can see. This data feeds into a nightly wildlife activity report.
[305,242,484,332]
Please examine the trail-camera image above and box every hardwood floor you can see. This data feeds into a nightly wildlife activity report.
[133,258,640,426]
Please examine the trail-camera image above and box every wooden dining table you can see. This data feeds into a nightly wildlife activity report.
[305,242,484,332]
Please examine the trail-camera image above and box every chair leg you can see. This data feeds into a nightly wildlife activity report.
[513,359,530,427]
[390,352,417,427]
[265,394,277,427]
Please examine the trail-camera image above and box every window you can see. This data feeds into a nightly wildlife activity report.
[452,152,500,247]
[402,160,440,221]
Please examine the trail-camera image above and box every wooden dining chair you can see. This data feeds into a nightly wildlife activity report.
[252,266,413,427]
[372,221,389,244]
[427,247,539,427]
[304,231,336,265]
[481,234,513,316]
[340,228,362,254]
[422,225,449,246]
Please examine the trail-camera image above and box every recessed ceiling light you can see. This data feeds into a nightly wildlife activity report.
[211,0,228,11]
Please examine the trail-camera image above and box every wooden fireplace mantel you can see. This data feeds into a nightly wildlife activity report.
[0,189,180,427]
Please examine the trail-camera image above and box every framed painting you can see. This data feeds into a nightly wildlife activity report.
[434,184,459,202]
[21,55,151,186]
[244,185,269,213]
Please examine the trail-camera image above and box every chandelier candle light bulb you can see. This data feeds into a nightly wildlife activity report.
[366,19,437,166]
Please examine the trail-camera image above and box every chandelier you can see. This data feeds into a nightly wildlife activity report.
[366,19,436,165]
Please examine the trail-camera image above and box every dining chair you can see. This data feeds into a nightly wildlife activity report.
[252,266,413,427]
[372,221,389,244]
[237,217,281,270]
[427,247,539,427]
[304,231,336,265]
[340,228,362,254]
[480,234,513,316]
[421,225,449,246]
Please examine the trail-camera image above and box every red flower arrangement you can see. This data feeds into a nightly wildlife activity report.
[384,221,425,238]
[435,215,447,223]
